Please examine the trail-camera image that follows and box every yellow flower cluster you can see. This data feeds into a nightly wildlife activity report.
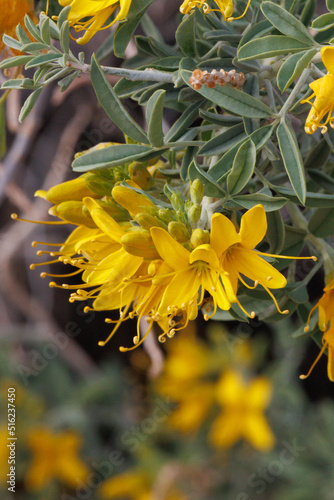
[179,0,251,22]
[301,274,334,381]
[16,161,316,351]
[156,331,275,450]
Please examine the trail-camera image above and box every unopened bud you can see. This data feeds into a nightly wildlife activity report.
[128,162,153,190]
[135,213,166,230]
[171,192,184,211]
[190,179,205,204]
[85,199,129,222]
[190,228,210,248]
[112,185,157,216]
[50,201,95,227]
[187,204,202,224]
[158,208,175,224]
[36,175,97,204]
[74,142,115,159]
[121,229,160,259]
[168,221,190,243]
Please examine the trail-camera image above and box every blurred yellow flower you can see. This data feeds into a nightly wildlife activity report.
[179,0,251,22]
[100,470,188,500]
[0,0,35,56]
[302,47,334,134]
[0,427,8,486]
[58,0,132,44]
[25,427,89,490]
[209,370,275,450]
[302,276,334,381]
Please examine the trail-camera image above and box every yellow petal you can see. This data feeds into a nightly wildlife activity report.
[150,227,190,270]
[247,377,272,410]
[189,244,220,268]
[215,370,245,406]
[239,204,267,249]
[158,269,200,314]
[324,325,334,381]
[321,46,334,75]
[243,414,275,451]
[232,248,287,289]
[209,412,243,448]
[210,213,240,255]
[83,197,124,243]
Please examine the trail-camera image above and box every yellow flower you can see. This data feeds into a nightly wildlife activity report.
[149,223,237,333]
[209,370,275,450]
[57,0,132,44]
[0,0,35,56]
[0,427,9,486]
[156,329,216,433]
[25,427,89,491]
[301,275,334,381]
[179,0,251,22]
[210,204,315,315]
[302,47,334,134]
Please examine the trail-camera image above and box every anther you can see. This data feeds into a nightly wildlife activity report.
[267,276,273,281]
[250,311,256,318]
[49,282,57,288]
[283,309,289,314]
[133,336,139,345]
[40,272,47,278]
[204,314,209,321]
[84,306,90,313]
[304,325,309,332]
[30,264,36,270]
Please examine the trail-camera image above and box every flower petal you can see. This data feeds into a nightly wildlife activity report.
[189,244,219,268]
[210,213,240,256]
[158,269,200,315]
[240,204,267,249]
[321,46,334,75]
[232,248,287,289]
[150,227,190,270]
[243,414,275,451]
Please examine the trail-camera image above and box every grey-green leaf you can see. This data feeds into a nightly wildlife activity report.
[72,144,155,172]
[180,69,272,118]
[19,88,43,122]
[188,160,225,198]
[146,90,165,147]
[90,55,148,144]
[277,48,317,91]
[276,121,306,204]
[261,1,314,44]
[308,208,334,237]
[227,139,256,195]
[238,36,309,61]
[312,13,334,31]
[175,11,196,57]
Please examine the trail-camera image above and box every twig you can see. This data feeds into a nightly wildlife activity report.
[67,60,175,83]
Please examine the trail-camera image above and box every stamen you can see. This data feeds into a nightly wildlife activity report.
[32,241,63,247]
[30,259,59,270]
[300,341,328,379]
[40,269,82,279]
[11,214,71,225]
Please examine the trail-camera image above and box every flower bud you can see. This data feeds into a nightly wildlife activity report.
[171,192,184,211]
[50,201,95,227]
[35,175,97,204]
[168,221,190,243]
[190,228,210,248]
[135,213,167,230]
[187,203,202,224]
[128,162,153,189]
[112,185,157,216]
[190,179,205,204]
[158,208,175,224]
[121,229,160,259]
[84,199,129,222]
[74,142,115,159]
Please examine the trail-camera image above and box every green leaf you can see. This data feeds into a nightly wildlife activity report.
[60,20,70,53]
[230,193,287,211]
[277,48,317,91]
[24,14,43,42]
[238,36,309,61]
[272,186,334,207]
[308,208,334,237]
[25,53,61,69]
[40,17,51,45]
[227,140,256,195]
[146,90,165,147]
[276,121,306,204]
[304,140,331,170]
[300,0,316,27]
[165,101,202,143]
[113,0,154,58]
[57,6,71,28]
[261,1,314,44]
[188,160,225,198]
[239,19,273,47]
[265,210,286,254]
[198,123,246,156]
[90,55,148,144]
[0,55,33,70]
[72,144,156,172]
[312,13,334,31]
[176,11,196,57]
[19,88,43,122]
[180,69,272,118]
[209,124,274,181]
[307,169,334,193]
[2,35,22,52]
[327,0,334,12]
[199,109,242,126]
